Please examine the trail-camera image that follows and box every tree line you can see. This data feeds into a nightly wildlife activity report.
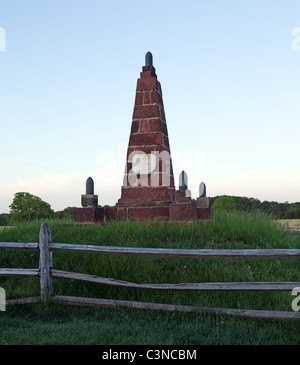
[0,192,111,225]
[0,192,76,225]
[0,192,299,226]
[208,195,300,219]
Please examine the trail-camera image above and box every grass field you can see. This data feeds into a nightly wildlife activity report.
[0,211,299,345]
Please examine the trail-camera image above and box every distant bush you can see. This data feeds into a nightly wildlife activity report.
[286,208,300,219]
[55,207,75,220]
[9,192,55,223]
[212,196,242,211]
[0,213,11,226]
[209,195,300,219]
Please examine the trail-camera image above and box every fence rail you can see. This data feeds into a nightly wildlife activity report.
[1,241,299,259]
[0,242,39,251]
[0,268,39,277]
[0,223,300,321]
[50,269,300,292]
[48,243,300,259]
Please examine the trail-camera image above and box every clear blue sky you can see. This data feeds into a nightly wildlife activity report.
[0,0,299,212]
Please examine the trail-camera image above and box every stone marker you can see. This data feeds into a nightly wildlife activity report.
[81,177,98,208]
[86,177,94,195]
[176,171,191,203]
[179,171,188,190]
[74,177,104,224]
[199,182,206,197]
[197,181,209,208]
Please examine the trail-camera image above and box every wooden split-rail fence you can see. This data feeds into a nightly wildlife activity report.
[0,223,300,321]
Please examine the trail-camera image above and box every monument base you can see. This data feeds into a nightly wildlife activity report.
[81,194,98,208]
[117,186,175,207]
[105,206,170,221]
[175,189,191,203]
[197,197,209,208]
[197,207,213,220]
[74,207,104,224]
[169,202,197,221]
[104,204,213,222]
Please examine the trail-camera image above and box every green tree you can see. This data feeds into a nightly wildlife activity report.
[0,213,11,226]
[261,200,271,212]
[9,192,55,223]
[212,196,241,211]
[286,208,300,219]
[55,207,75,220]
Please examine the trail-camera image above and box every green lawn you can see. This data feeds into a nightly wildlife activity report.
[0,211,299,345]
[0,302,299,345]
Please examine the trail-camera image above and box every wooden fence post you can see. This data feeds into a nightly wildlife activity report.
[39,223,52,302]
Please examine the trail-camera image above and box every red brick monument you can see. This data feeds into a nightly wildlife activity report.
[75,52,212,223]
[105,52,175,221]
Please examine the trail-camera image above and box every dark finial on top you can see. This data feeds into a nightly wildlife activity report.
[86,177,94,195]
[179,171,188,190]
[145,51,153,67]
[199,182,206,197]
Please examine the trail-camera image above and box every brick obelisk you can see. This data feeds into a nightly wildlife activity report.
[75,52,213,223]
[108,52,175,220]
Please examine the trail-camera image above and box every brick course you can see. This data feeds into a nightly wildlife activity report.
[169,203,197,221]
[129,132,162,147]
[74,207,104,223]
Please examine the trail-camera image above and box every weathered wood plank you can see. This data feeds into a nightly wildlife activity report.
[0,268,39,277]
[51,270,300,291]
[1,240,298,259]
[6,297,40,305]
[52,296,300,321]
[48,243,300,259]
[0,242,39,251]
[39,223,52,302]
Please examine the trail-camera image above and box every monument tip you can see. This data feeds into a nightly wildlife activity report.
[86,177,94,195]
[179,171,188,190]
[199,182,206,197]
[145,51,153,67]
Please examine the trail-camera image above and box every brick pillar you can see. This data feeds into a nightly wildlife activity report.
[117,57,175,214]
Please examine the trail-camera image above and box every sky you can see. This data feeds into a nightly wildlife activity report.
[0,0,299,213]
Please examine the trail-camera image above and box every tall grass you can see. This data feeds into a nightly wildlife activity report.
[0,210,294,248]
[0,211,299,313]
